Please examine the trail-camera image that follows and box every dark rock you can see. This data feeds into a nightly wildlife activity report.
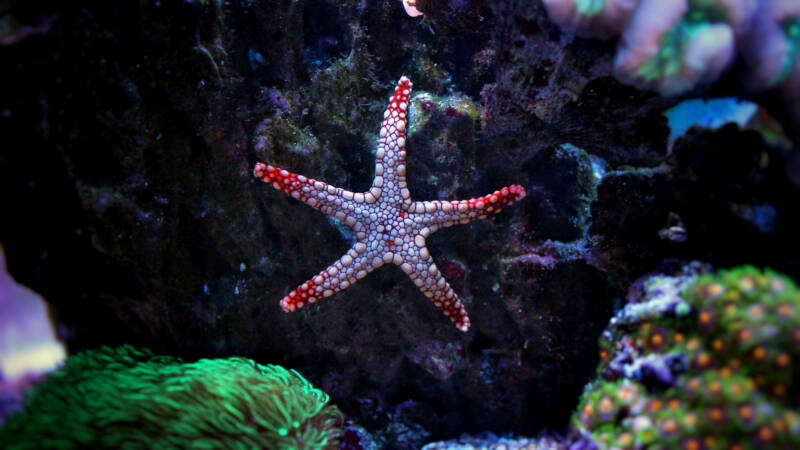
[1,0,797,445]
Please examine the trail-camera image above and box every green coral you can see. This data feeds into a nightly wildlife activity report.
[0,345,343,449]
[777,16,800,85]
[575,0,605,17]
[637,0,729,82]
[578,267,800,448]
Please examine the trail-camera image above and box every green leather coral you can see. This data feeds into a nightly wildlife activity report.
[576,266,800,448]
[0,345,343,449]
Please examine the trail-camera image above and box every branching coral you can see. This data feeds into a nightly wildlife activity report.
[0,345,343,449]
[544,0,800,97]
[574,267,800,448]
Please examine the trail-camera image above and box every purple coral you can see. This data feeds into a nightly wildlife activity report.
[740,0,800,97]
[542,0,638,39]
[543,0,800,98]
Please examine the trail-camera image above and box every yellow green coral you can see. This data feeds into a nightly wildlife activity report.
[578,267,800,448]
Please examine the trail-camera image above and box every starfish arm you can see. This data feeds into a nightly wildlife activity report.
[252,76,528,331]
[253,163,365,221]
[372,76,413,207]
[279,242,379,312]
[409,184,527,228]
[402,252,471,332]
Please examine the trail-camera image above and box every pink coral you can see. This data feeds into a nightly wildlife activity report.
[740,0,800,97]
[544,0,798,98]
[542,0,638,39]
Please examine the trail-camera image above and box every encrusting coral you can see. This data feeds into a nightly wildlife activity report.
[0,345,343,449]
[544,0,800,97]
[574,266,800,448]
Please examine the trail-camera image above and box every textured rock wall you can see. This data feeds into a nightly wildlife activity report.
[1,0,798,446]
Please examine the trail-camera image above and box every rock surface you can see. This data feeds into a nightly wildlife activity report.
[1,0,798,446]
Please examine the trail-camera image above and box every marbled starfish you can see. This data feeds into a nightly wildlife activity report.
[254,76,526,331]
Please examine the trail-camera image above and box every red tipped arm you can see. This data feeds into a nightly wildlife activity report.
[373,76,413,207]
[279,243,379,312]
[253,163,360,220]
[411,184,526,227]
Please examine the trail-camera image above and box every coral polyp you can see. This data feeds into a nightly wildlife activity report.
[0,345,343,449]
[544,0,800,97]
[576,267,800,448]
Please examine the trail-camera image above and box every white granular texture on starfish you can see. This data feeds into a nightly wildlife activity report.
[254,76,526,332]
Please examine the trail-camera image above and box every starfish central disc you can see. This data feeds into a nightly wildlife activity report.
[254,76,526,332]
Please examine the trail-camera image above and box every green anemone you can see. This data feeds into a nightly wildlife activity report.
[0,345,343,450]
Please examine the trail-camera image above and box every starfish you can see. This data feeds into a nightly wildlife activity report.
[254,76,526,331]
